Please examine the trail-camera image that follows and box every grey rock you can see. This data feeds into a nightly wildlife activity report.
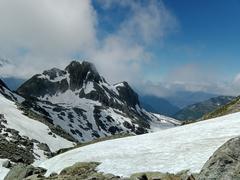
[0,126,35,164]
[2,160,11,168]
[4,164,46,180]
[198,136,240,180]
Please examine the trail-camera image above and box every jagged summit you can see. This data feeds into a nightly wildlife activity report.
[65,61,102,90]
[17,61,139,108]
[16,61,180,142]
[17,61,102,97]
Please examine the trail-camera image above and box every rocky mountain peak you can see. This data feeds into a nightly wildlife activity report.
[65,61,102,91]
[17,61,142,110]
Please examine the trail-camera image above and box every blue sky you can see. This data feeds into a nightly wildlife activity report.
[0,0,240,96]
[93,0,240,81]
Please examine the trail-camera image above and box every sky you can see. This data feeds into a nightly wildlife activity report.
[0,0,240,97]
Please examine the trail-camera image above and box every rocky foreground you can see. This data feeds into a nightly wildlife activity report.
[3,136,240,180]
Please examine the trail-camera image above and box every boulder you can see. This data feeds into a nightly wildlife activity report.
[4,164,46,180]
[198,136,240,180]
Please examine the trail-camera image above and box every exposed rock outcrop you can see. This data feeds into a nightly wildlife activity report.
[198,136,240,180]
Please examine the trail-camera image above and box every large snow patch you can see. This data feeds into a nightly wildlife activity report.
[40,112,240,177]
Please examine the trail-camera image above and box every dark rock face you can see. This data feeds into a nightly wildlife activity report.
[65,61,102,91]
[17,74,69,98]
[115,81,139,107]
[198,136,240,180]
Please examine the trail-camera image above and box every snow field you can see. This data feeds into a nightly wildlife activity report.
[39,112,240,177]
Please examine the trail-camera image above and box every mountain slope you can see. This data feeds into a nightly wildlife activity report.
[0,80,75,179]
[174,96,235,121]
[203,96,240,120]
[17,61,179,142]
[140,95,180,116]
[39,112,240,177]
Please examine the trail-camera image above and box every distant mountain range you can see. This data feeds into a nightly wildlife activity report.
[166,91,219,108]
[203,96,240,120]
[140,95,180,116]
[173,96,235,121]
[139,91,220,117]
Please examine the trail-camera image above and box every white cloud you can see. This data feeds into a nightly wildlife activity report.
[0,0,177,83]
[89,0,177,83]
[0,0,97,77]
[0,0,238,97]
[139,64,240,97]
[0,0,96,55]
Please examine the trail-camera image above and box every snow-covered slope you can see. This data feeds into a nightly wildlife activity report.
[0,94,74,151]
[39,112,240,177]
[0,80,77,179]
[17,61,180,142]
[0,93,74,161]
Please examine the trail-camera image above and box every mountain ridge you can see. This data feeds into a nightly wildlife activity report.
[174,96,235,121]
[203,96,240,120]
[16,61,180,142]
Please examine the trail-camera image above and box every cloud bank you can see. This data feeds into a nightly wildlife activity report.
[140,64,240,97]
[0,0,176,83]
[0,0,239,96]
